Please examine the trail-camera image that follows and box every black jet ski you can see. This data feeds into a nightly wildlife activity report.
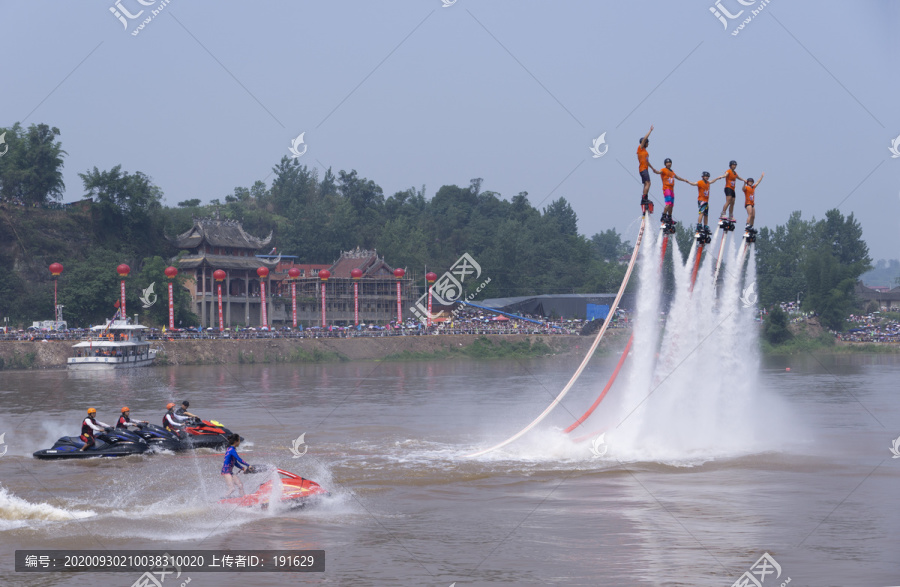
[124,423,186,452]
[33,428,149,459]
[180,418,241,450]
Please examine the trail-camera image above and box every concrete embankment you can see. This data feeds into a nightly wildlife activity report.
[0,331,632,369]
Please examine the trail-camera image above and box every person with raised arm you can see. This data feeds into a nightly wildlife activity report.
[637,125,654,211]
[742,172,764,232]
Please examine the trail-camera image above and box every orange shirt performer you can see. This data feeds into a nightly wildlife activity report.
[651,158,689,226]
[684,171,725,232]
[637,125,654,210]
[719,160,744,221]
[742,172,764,231]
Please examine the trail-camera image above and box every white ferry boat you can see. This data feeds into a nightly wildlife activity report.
[67,320,157,370]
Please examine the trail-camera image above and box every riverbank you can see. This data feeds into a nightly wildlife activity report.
[761,317,900,355]
[0,333,626,369]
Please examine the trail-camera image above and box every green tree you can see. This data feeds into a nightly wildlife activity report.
[802,210,871,330]
[591,229,631,262]
[79,165,168,258]
[0,122,66,205]
[763,304,791,344]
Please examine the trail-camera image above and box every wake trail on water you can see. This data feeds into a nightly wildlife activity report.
[0,485,97,531]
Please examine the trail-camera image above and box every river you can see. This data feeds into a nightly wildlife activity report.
[1,353,898,586]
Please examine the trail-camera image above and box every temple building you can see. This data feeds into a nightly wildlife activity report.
[174,219,418,327]
[292,247,418,325]
[174,218,280,327]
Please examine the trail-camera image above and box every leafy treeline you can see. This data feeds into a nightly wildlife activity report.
[0,122,874,332]
[757,210,871,330]
[0,123,630,327]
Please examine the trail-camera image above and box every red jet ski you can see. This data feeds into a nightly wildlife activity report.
[181,418,240,450]
[219,467,328,509]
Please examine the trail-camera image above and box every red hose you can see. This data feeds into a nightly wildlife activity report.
[689,244,704,292]
[563,334,633,433]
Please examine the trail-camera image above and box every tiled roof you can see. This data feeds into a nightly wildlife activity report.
[177,254,271,271]
[173,218,273,250]
[328,247,395,278]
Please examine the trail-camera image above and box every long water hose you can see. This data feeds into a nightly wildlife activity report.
[464,213,648,458]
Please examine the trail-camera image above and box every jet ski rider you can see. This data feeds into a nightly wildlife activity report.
[163,402,187,434]
[221,434,249,498]
[116,406,147,429]
[79,408,112,452]
[175,400,200,423]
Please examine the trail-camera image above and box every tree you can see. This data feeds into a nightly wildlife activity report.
[802,210,871,330]
[591,229,631,263]
[0,122,66,205]
[543,198,578,237]
[79,165,167,257]
[764,304,791,344]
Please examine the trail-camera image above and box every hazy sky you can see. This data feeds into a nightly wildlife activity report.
[3,1,899,261]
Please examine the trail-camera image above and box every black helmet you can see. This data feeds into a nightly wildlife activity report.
[664,158,672,164]
[701,171,710,178]
[729,160,737,166]
[181,400,190,407]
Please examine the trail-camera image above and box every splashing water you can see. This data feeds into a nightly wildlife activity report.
[594,229,787,465]
[0,485,96,530]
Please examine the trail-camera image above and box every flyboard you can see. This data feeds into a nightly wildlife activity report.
[464,211,649,458]
[659,214,676,269]
[737,225,757,266]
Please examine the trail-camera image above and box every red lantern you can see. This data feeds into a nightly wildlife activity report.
[213,269,226,281]
[288,267,301,279]
[164,266,178,279]
[256,267,269,279]
[426,272,437,283]
[393,268,405,279]
[49,263,64,277]
[117,264,130,277]
[351,268,363,279]
[318,269,331,281]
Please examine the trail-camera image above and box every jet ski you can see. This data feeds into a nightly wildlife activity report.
[124,423,186,452]
[218,467,328,510]
[181,418,241,450]
[33,428,149,459]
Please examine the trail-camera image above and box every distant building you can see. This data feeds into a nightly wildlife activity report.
[855,282,900,310]
[174,220,417,327]
[292,247,418,325]
[174,218,280,327]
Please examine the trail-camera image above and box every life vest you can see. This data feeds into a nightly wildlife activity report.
[81,417,98,439]
[117,415,132,429]
[163,412,181,431]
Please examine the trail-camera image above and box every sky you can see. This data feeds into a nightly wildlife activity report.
[2,1,899,261]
